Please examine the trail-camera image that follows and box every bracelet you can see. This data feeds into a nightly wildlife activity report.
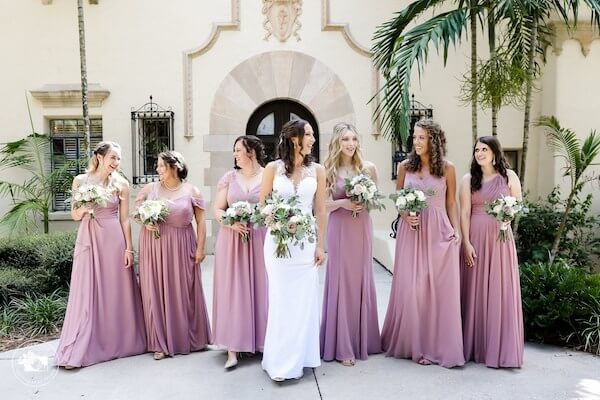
[125,249,135,254]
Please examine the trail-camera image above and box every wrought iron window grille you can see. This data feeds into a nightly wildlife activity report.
[131,96,174,185]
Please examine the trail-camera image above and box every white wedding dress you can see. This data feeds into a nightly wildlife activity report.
[262,160,321,379]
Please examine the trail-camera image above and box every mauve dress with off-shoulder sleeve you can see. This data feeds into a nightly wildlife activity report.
[55,193,146,367]
[461,174,524,368]
[212,170,268,353]
[137,184,211,355]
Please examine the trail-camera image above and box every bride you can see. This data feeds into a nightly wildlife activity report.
[259,119,327,381]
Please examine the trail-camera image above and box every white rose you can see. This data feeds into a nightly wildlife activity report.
[289,215,302,224]
[504,196,517,207]
[416,191,426,201]
[262,204,274,215]
[226,208,236,217]
[405,193,416,202]
[493,204,502,214]
[396,197,407,208]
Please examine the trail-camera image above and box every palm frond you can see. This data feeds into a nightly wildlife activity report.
[372,6,474,141]
[537,116,581,186]
[372,0,450,71]
[580,130,600,170]
[0,181,30,202]
[0,199,45,236]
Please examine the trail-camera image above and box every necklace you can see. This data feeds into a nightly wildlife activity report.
[239,166,261,178]
[162,180,182,192]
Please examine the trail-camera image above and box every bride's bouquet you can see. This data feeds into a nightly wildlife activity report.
[71,184,114,219]
[344,174,386,218]
[220,201,254,243]
[251,193,316,258]
[485,196,527,242]
[132,198,170,239]
[390,188,428,231]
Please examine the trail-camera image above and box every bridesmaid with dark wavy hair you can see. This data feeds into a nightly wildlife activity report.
[212,135,268,369]
[381,119,464,368]
[460,136,524,368]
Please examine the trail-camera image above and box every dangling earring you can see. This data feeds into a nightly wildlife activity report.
[492,157,496,166]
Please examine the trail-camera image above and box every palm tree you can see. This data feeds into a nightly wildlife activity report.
[537,116,600,264]
[497,0,600,188]
[372,0,486,146]
[77,0,91,158]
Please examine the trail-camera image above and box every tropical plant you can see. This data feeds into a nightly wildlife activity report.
[0,130,78,234]
[537,116,600,263]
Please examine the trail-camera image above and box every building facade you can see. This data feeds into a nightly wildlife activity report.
[1,0,599,265]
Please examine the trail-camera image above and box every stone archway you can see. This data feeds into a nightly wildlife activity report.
[203,50,355,237]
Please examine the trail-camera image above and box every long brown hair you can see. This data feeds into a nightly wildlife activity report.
[276,119,313,176]
[233,135,266,169]
[470,136,510,192]
[405,119,447,177]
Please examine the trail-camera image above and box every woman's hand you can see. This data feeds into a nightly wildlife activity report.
[124,250,134,268]
[450,230,461,244]
[314,247,326,266]
[401,212,420,228]
[463,241,477,267]
[144,223,159,233]
[195,248,206,264]
[340,199,363,213]
[228,222,249,236]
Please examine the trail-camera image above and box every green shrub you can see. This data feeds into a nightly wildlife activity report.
[0,306,18,337]
[575,298,600,355]
[520,260,600,348]
[517,189,600,270]
[11,290,67,336]
[0,231,76,300]
[0,268,36,305]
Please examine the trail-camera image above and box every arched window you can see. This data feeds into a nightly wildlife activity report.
[246,100,319,162]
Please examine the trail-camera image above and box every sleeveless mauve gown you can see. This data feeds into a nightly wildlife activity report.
[137,185,211,355]
[320,175,382,361]
[55,194,146,367]
[212,170,268,353]
[381,171,465,368]
[461,174,524,368]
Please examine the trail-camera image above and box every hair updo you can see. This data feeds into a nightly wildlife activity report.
[158,150,188,181]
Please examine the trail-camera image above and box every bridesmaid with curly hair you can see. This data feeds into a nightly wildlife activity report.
[381,119,464,368]
[460,136,524,368]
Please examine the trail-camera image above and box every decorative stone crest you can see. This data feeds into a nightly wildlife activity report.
[262,0,302,42]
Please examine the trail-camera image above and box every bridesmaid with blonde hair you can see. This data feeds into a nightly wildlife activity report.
[56,141,146,369]
[320,122,382,366]
[460,136,524,368]
[135,151,211,360]
[381,119,464,368]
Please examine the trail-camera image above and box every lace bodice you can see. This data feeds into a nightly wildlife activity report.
[272,160,317,214]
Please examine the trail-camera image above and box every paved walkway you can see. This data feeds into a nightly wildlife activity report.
[2,257,599,400]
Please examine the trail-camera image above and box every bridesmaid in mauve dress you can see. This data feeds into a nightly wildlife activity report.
[212,135,268,369]
[320,123,382,366]
[136,151,211,360]
[460,136,524,368]
[381,119,465,368]
[56,141,146,369]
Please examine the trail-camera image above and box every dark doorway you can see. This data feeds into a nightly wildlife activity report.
[246,99,319,163]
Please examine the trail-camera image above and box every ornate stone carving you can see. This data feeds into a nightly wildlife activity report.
[262,0,302,42]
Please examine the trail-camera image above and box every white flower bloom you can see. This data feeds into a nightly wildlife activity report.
[416,191,426,201]
[405,193,416,202]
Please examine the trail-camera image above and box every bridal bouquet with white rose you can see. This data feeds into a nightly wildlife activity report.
[389,188,428,231]
[71,184,114,219]
[251,193,316,258]
[132,198,170,239]
[485,196,527,242]
[220,201,254,243]
[343,174,386,218]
